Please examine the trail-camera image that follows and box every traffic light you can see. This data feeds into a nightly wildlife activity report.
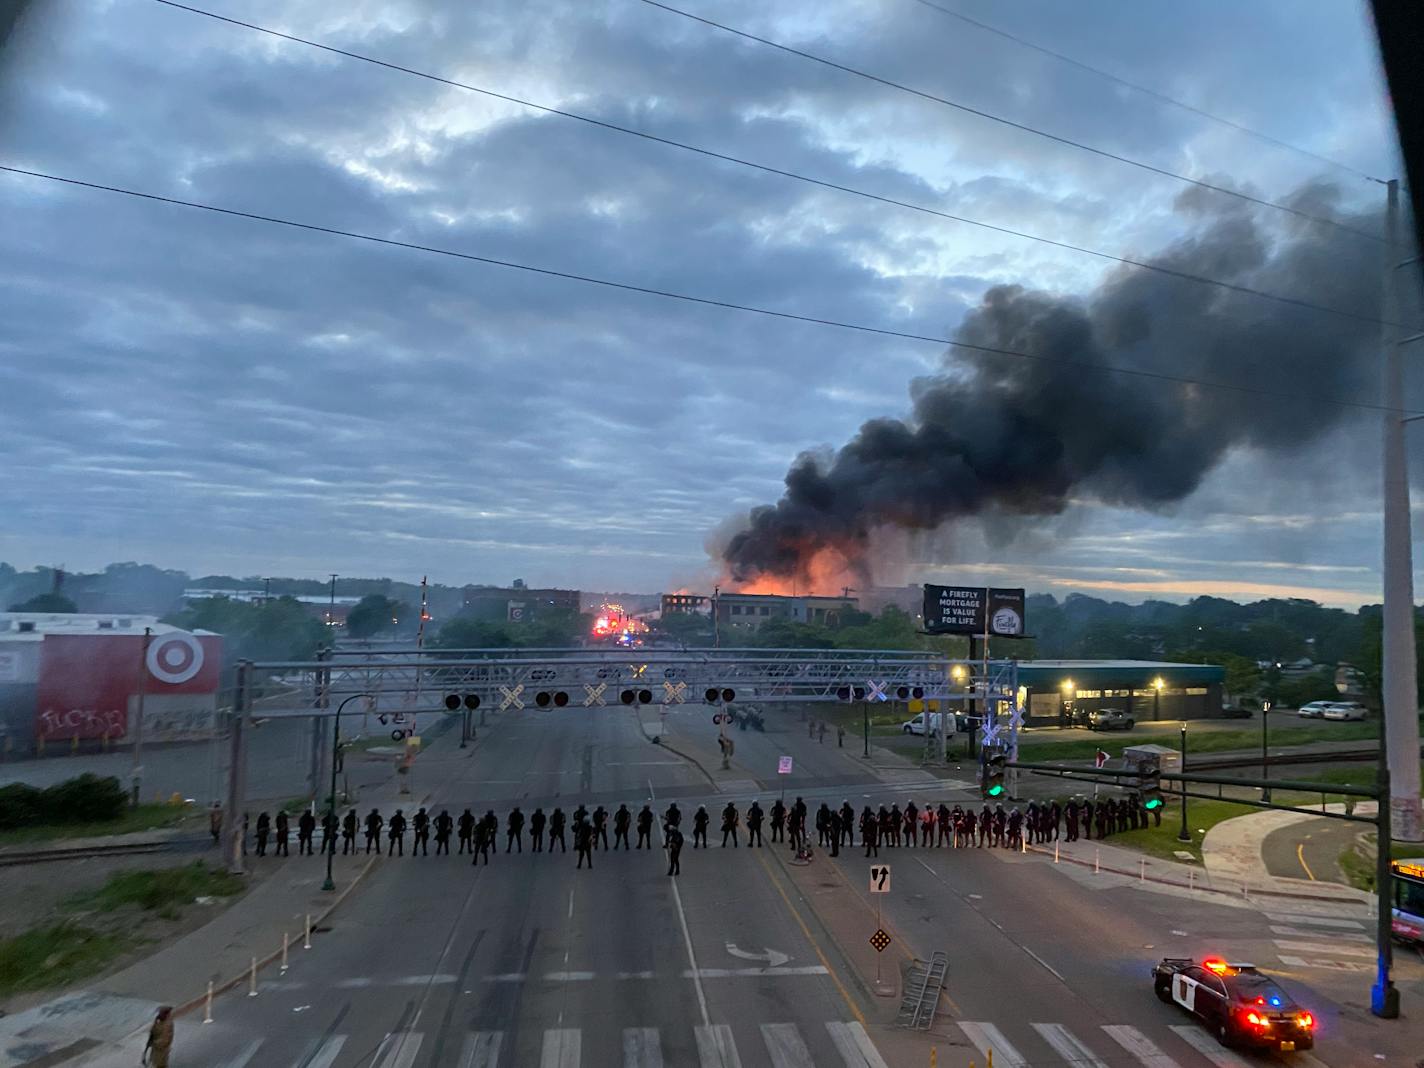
[704,687,736,703]
[980,748,1007,799]
[620,688,654,705]
[533,691,570,708]
[705,687,719,703]
[836,686,867,701]
[1138,753,1165,811]
[444,693,480,711]
[894,685,925,700]
[721,688,735,703]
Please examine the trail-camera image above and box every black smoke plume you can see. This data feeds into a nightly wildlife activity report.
[721,183,1386,587]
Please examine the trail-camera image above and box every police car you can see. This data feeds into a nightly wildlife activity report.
[1152,958,1315,1051]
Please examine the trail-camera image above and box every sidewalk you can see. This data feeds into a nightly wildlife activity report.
[0,721,475,1068]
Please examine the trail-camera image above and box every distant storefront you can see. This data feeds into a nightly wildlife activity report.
[1016,660,1225,726]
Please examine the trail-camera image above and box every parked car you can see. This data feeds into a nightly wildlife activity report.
[1321,702,1366,721]
[1297,701,1334,719]
[1088,708,1135,731]
[1219,705,1253,719]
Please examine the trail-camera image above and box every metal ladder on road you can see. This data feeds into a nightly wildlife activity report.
[896,951,948,1030]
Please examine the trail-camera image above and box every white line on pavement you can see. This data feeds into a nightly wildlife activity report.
[655,778,710,1029]
[623,1026,664,1068]
[1168,1024,1251,1068]
[959,1022,1027,1068]
[214,1039,264,1068]
[1022,947,1066,982]
[695,1023,744,1068]
[1032,1023,1108,1068]
[1272,940,1374,958]
[1263,913,1364,929]
[485,972,526,982]
[373,1031,423,1068]
[686,966,829,978]
[461,1031,503,1068]
[1102,1024,1182,1068]
[302,1035,347,1068]
[1269,926,1371,941]
[825,1022,890,1068]
[1276,955,1372,972]
[761,1022,815,1068]
[544,971,597,981]
[541,1028,581,1068]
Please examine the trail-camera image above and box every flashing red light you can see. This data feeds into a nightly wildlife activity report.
[1203,958,1229,974]
[1298,1012,1314,1030]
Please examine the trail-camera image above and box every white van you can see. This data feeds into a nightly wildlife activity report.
[901,712,949,736]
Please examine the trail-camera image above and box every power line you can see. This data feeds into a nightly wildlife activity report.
[906,0,1381,182]
[1,163,1411,418]
[635,0,1385,244]
[145,0,1404,334]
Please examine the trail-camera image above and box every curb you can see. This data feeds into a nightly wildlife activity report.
[629,710,721,790]
[1021,842,1369,905]
[172,853,382,1019]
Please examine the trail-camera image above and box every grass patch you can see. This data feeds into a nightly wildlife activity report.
[0,803,189,847]
[0,923,132,996]
[1017,720,1383,764]
[1101,798,1246,863]
[1337,833,1423,892]
[65,861,244,921]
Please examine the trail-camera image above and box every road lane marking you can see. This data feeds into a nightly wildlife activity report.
[1101,1024,1181,1068]
[544,971,597,981]
[485,972,526,982]
[695,1024,744,1068]
[461,1032,503,1068]
[1022,947,1066,982]
[300,1036,346,1068]
[655,780,710,1028]
[686,966,829,978]
[618,970,655,979]
[1295,842,1316,881]
[1276,954,1371,972]
[1263,913,1363,929]
[1032,1023,1108,1068]
[755,850,866,1028]
[214,1039,264,1068]
[542,1028,581,1068]
[1269,926,1371,941]
[624,1026,664,1068]
[958,1022,1026,1068]
[1168,1025,1251,1067]
[569,889,575,919]
[825,1022,890,1068]
[374,1031,423,1068]
[1272,940,1374,958]
[761,1022,815,1068]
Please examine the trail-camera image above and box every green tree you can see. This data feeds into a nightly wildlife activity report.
[164,596,326,664]
[654,612,715,646]
[8,592,77,613]
[346,595,406,639]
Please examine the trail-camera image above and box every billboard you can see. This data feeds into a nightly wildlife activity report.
[35,631,222,741]
[922,585,1026,637]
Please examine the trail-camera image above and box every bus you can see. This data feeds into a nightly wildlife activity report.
[1391,859,1424,944]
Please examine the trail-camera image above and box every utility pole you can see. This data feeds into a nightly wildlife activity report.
[327,573,338,626]
[1380,177,1423,842]
[713,585,721,649]
[130,627,152,808]
[225,661,251,876]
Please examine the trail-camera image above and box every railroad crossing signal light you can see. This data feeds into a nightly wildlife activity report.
[621,688,654,705]
[535,690,571,708]
[894,685,925,700]
[444,693,480,711]
[621,689,636,705]
[721,687,735,703]
[981,750,1008,799]
[554,691,569,708]
[705,687,719,703]
[536,691,551,708]
[464,694,480,710]
[704,687,736,703]
[836,686,867,701]
[639,688,653,704]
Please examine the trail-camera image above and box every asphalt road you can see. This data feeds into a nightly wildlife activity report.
[78,702,1422,1068]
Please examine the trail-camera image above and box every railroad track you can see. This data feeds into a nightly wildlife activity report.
[0,837,197,867]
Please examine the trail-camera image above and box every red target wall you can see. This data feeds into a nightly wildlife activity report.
[35,631,223,742]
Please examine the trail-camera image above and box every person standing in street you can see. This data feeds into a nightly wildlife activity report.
[666,824,684,876]
[473,817,492,865]
[828,808,841,857]
[506,807,525,853]
[720,802,740,848]
[636,804,653,849]
[746,800,764,847]
[482,811,500,858]
[321,810,338,855]
[342,809,358,854]
[663,803,681,833]
[978,804,991,847]
[962,807,977,848]
[458,809,475,854]
[922,804,936,847]
[141,1006,174,1068]
[815,803,830,848]
[413,808,430,856]
[575,819,594,869]
[837,724,845,747]
[592,806,609,851]
[364,809,383,854]
[818,721,827,744]
[692,805,709,848]
[434,810,453,855]
[863,814,879,857]
[769,798,786,842]
[613,804,631,850]
[550,807,567,852]
[209,802,223,847]
[255,812,271,857]
[274,811,290,857]
[904,801,919,847]
[388,809,407,856]
[298,809,316,855]
[530,807,547,852]
[840,801,856,848]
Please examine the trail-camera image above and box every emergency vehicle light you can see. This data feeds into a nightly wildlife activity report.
[1203,958,1229,973]
[1298,1012,1314,1029]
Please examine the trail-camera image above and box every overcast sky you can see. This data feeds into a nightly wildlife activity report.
[0,0,1414,607]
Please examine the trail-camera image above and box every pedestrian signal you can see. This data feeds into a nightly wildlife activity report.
[444,693,480,711]
[981,749,1008,799]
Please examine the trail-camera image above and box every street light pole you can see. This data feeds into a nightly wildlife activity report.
[1177,722,1191,843]
[323,692,370,892]
[1260,700,1271,803]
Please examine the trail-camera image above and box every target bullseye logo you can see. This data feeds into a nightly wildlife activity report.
[146,632,204,685]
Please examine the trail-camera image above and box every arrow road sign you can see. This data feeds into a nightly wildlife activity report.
[583,682,607,707]
[869,929,892,953]
[662,680,687,704]
[499,684,525,711]
[866,679,887,703]
[724,942,790,968]
[869,864,891,893]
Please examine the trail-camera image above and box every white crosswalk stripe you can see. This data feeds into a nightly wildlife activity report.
[1102,1024,1182,1068]
[1269,925,1371,941]
[1264,912,1364,929]
[1032,1023,1108,1068]
[373,1031,423,1068]
[761,1022,815,1068]
[1169,1024,1252,1068]
[623,1026,664,1068]
[695,1023,744,1068]
[301,1035,347,1068]
[212,1039,264,1068]
[1277,954,1372,972]
[461,1031,504,1068]
[825,1022,889,1068]
[1273,939,1374,958]
[542,1028,581,1068]
[959,1022,1027,1068]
